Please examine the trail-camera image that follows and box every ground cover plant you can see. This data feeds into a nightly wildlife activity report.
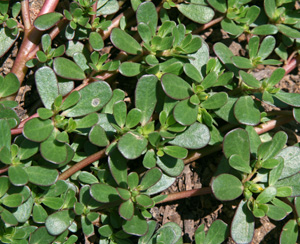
[1,0,300,243]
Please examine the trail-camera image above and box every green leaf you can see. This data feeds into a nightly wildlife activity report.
[42,197,64,210]
[0,119,10,149]
[229,154,252,174]
[40,131,68,164]
[277,24,300,39]
[122,210,148,236]
[161,73,192,100]
[156,154,184,177]
[98,225,113,238]
[81,215,93,236]
[163,146,188,159]
[26,166,58,186]
[234,95,260,125]
[2,193,22,207]
[136,1,158,36]
[35,67,59,106]
[256,186,277,204]
[276,186,292,197]
[90,183,120,203]
[29,227,56,244]
[45,210,75,236]
[201,92,228,109]
[89,124,109,147]
[138,23,152,44]
[8,165,28,186]
[184,63,202,82]
[221,18,243,36]
[117,188,131,201]
[63,81,112,117]
[89,32,104,51]
[136,194,153,208]
[126,108,142,129]
[173,99,198,126]
[34,12,63,31]
[1,208,18,225]
[118,132,147,160]
[177,3,214,24]
[232,56,253,69]
[205,219,229,244]
[97,0,119,15]
[257,36,276,60]
[251,24,278,35]
[75,113,98,129]
[207,0,227,13]
[266,204,287,220]
[0,73,20,98]
[128,172,139,190]
[223,128,250,163]
[212,174,243,201]
[277,146,300,179]
[119,199,134,220]
[261,158,280,169]
[108,145,128,188]
[264,0,276,19]
[60,91,80,111]
[239,71,260,88]
[231,200,254,244]
[37,108,53,120]
[102,89,125,114]
[139,167,162,191]
[119,62,142,77]
[268,68,285,87]
[0,177,9,198]
[111,28,142,55]
[113,101,127,128]
[280,219,298,244]
[143,149,156,169]
[201,71,218,89]
[169,122,210,149]
[23,118,54,142]
[0,27,19,58]
[78,171,99,185]
[53,57,86,80]
[135,75,158,126]
[274,90,300,107]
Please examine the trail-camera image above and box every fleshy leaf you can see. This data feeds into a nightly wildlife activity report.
[23,118,54,142]
[34,12,63,31]
[173,99,198,126]
[111,28,142,55]
[234,95,260,125]
[136,1,158,36]
[45,210,75,236]
[25,166,58,186]
[0,73,20,98]
[90,183,120,203]
[280,219,298,244]
[231,200,254,244]
[53,57,86,80]
[139,167,162,191]
[156,154,184,177]
[0,27,19,58]
[212,174,243,201]
[177,3,214,24]
[122,210,148,236]
[118,132,147,160]
[135,75,158,125]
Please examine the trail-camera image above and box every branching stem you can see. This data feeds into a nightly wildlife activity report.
[21,0,31,31]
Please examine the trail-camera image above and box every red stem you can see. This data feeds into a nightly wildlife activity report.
[192,16,224,34]
[37,0,60,17]
[58,148,106,180]
[0,166,9,174]
[158,187,212,204]
[21,0,31,30]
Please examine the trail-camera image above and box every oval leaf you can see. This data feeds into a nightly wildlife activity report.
[34,12,63,31]
[53,57,86,80]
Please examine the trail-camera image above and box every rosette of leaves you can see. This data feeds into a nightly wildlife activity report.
[26,34,65,68]
[0,1,20,58]
[211,128,300,243]
[90,155,163,236]
[22,66,112,164]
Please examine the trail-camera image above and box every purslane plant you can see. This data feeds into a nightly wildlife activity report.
[1,0,300,243]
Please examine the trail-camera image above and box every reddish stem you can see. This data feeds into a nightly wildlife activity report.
[158,187,212,204]
[0,166,9,174]
[192,16,224,34]
[21,0,31,30]
[37,0,59,17]
[58,148,106,180]
[283,57,299,75]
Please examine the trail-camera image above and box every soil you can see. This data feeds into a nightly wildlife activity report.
[2,1,300,243]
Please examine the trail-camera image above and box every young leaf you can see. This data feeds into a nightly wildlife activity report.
[111,28,142,55]
[34,12,63,31]
[256,186,277,204]
[212,174,243,201]
[126,108,142,129]
[89,124,109,147]
[89,32,104,51]
[139,167,162,191]
[113,101,127,128]
[239,71,260,88]
[229,154,252,174]
[251,24,278,35]
[119,199,134,220]
[231,200,254,244]
[257,36,276,60]
[135,75,158,125]
[118,132,147,160]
